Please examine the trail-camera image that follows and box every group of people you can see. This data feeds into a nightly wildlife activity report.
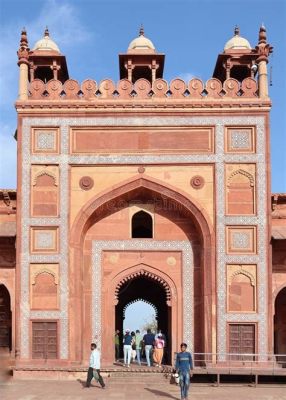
[115,328,167,368]
[87,339,193,400]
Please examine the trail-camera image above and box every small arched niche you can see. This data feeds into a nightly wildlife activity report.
[131,210,153,238]
[228,272,255,312]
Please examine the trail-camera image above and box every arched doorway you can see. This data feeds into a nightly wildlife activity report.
[115,273,172,364]
[274,287,286,361]
[0,285,12,352]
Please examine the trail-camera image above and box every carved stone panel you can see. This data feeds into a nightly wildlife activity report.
[30,264,59,310]
[30,227,59,253]
[32,128,59,154]
[226,226,256,254]
[31,166,59,217]
[227,264,256,312]
[225,164,256,215]
[225,127,255,153]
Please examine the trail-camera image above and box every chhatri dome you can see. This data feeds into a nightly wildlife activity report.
[224,26,251,51]
[127,26,155,53]
[32,28,60,52]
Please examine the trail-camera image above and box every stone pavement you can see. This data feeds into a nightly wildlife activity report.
[1,377,286,400]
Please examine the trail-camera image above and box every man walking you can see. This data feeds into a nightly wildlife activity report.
[143,328,155,367]
[175,343,193,400]
[86,343,105,389]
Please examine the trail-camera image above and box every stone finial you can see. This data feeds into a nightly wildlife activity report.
[139,24,144,36]
[258,24,267,44]
[256,24,273,63]
[234,25,240,36]
[20,27,28,48]
[17,27,30,65]
[44,26,49,37]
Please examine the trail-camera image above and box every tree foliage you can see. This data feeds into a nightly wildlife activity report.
[140,314,158,333]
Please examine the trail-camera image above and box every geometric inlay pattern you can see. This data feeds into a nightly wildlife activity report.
[36,131,56,150]
[232,232,250,249]
[230,130,251,149]
[35,231,54,249]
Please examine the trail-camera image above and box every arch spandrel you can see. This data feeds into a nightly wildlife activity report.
[70,175,214,247]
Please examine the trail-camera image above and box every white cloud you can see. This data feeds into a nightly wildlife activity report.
[0,0,92,106]
[27,0,92,48]
[177,72,196,82]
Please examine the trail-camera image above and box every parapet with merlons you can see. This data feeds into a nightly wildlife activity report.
[27,77,260,101]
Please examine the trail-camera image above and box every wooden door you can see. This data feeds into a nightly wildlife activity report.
[0,285,11,350]
[32,322,57,359]
[229,324,255,360]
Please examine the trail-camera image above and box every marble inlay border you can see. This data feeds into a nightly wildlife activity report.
[20,116,267,360]
[215,118,267,361]
[92,240,193,351]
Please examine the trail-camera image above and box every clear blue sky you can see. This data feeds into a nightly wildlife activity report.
[0,0,285,191]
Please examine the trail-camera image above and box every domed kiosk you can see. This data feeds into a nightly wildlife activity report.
[224,26,252,51]
[119,26,165,83]
[32,28,61,53]
[213,26,257,83]
[29,28,69,83]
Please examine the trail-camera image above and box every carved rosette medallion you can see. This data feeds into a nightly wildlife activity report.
[79,176,94,191]
[190,175,205,189]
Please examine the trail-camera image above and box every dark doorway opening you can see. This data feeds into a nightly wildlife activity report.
[0,285,12,352]
[132,211,153,238]
[115,275,171,365]
[274,287,286,363]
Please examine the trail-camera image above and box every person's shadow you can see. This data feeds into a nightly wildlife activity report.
[145,388,179,399]
[77,379,100,389]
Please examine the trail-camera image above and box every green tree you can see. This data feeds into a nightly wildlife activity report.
[140,314,158,333]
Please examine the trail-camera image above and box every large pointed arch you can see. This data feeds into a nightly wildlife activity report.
[68,174,215,362]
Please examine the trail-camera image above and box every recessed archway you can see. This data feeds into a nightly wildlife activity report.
[274,287,286,361]
[70,175,215,363]
[115,271,172,364]
[0,284,12,352]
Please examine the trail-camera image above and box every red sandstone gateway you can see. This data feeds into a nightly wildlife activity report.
[1,25,286,378]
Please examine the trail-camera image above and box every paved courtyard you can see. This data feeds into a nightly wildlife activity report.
[1,378,286,400]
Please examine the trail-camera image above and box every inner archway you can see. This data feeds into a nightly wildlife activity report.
[274,287,286,361]
[123,299,158,333]
[0,284,12,352]
[115,273,172,364]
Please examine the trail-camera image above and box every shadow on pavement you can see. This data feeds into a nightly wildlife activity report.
[145,387,179,399]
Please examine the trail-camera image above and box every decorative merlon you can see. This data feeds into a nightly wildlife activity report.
[27,77,260,101]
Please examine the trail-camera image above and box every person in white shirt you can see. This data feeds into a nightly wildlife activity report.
[86,343,105,388]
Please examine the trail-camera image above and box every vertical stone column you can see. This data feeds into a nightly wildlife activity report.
[258,60,268,98]
[255,25,273,99]
[17,28,29,101]
[18,63,29,100]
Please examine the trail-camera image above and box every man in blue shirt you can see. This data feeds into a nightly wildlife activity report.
[175,343,193,400]
[143,329,155,367]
